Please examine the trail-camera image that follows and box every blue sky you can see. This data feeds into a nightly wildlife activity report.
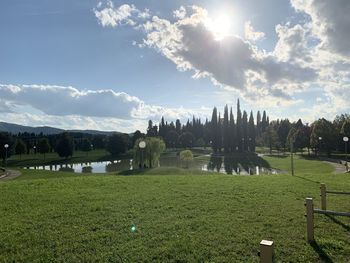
[0,0,349,132]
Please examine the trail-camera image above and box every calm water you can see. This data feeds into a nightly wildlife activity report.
[25,155,284,175]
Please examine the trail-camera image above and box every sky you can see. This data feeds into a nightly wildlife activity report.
[0,0,349,132]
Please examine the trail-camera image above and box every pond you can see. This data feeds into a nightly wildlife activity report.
[25,154,285,175]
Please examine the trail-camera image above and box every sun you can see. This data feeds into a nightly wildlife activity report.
[206,14,232,40]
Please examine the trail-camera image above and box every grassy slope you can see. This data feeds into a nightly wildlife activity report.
[0,156,349,262]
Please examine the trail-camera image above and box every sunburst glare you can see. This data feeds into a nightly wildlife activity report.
[205,14,232,40]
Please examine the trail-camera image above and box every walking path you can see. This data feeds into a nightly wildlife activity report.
[322,161,347,174]
[0,170,22,181]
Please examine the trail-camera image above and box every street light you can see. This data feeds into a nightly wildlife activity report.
[33,145,37,155]
[318,137,322,157]
[138,140,146,169]
[344,137,349,168]
[4,144,9,167]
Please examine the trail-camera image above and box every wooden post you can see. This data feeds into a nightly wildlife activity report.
[260,240,274,263]
[320,183,327,210]
[305,198,314,242]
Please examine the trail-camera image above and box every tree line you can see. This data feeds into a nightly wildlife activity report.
[142,100,350,157]
[0,131,134,162]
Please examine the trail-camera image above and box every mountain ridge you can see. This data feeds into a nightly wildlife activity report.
[0,121,119,135]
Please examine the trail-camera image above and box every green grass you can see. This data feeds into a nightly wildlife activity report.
[0,156,349,262]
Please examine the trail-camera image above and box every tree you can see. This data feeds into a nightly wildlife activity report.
[132,130,144,147]
[248,111,256,152]
[15,139,27,160]
[0,132,14,163]
[229,107,236,152]
[223,105,230,153]
[341,119,350,137]
[211,107,219,153]
[178,132,195,148]
[262,111,267,133]
[277,119,291,152]
[217,113,222,152]
[81,138,92,156]
[262,125,279,154]
[91,135,105,149]
[175,119,181,134]
[180,150,193,168]
[133,137,166,168]
[106,133,127,156]
[165,130,179,148]
[310,118,337,157]
[56,133,74,159]
[242,111,248,151]
[236,99,243,152]
[146,120,158,137]
[38,138,51,159]
[256,111,262,137]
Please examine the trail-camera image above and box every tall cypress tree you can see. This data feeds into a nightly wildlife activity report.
[242,111,248,151]
[210,107,218,153]
[159,117,166,138]
[223,105,230,153]
[256,111,261,137]
[248,111,256,152]
[175,119,181,134]
[262,110,267,132]
[229,107,236,152]
[217,112,222,152]
[236,99,243,152]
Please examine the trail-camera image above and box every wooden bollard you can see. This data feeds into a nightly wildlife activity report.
[260,240,274,263]
[320,183,327,210]
[305,198,314,242]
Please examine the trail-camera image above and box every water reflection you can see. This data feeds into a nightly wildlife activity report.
[25,155,285,175]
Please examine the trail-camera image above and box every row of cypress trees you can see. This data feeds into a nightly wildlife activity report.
[211,99,269,153]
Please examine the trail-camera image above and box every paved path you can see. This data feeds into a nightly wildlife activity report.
[322,161,347,174]
[0,170,22,181]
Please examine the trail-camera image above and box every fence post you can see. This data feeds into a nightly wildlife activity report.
[260,240,274,263]
[305,198,314,242]
[320,183,327,210]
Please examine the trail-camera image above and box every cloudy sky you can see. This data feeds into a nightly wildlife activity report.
[0,0,349,132]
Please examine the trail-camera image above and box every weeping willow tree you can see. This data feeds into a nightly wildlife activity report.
[133,137,166,168]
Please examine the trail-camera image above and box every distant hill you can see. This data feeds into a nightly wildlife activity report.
[0,122,118,135]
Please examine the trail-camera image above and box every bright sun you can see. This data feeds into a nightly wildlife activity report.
[206,14,232,40]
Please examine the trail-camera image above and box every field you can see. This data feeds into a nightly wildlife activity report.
[0,155,349,262]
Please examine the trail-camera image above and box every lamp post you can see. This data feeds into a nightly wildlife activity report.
[344,136,349,165]
[138,140,146,170]
[4,144,9,167]
[318,137,322,157]
[33,145,37,155]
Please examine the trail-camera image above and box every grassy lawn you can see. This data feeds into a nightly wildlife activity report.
[0,156,349,262]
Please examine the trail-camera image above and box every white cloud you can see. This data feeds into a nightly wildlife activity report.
[93,3,350,119]
[0,84,212,132]
[244,21,265,42]
[139,6,316,104]
[291,0,350,60]
[173,6,186,19]
[94,1,150,27]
